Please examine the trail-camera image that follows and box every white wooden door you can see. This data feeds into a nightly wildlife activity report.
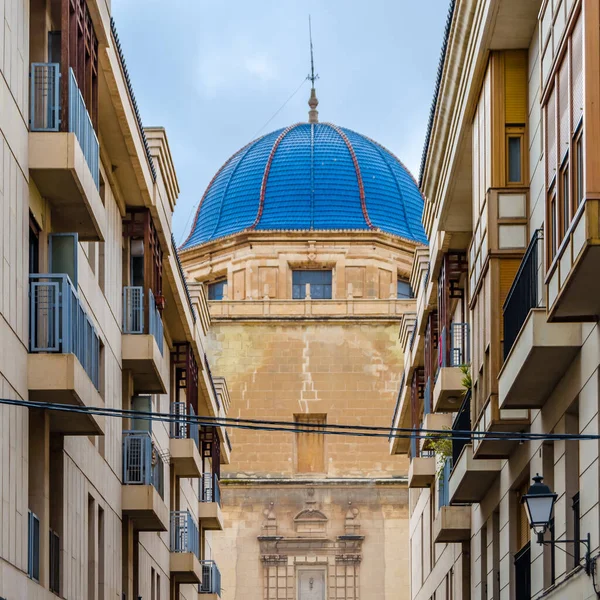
[298,569,326,600]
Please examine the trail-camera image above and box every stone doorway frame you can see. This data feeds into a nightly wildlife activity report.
[296,564,328,600]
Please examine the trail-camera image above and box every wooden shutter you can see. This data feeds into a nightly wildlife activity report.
[504,50,528,124]
[296,414,326,473]
[571,15,583,130]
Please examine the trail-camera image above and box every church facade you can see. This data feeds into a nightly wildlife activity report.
[180,102,426,599]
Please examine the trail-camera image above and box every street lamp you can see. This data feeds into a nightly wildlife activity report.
[522,474,592,576]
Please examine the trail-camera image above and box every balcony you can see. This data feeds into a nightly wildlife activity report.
[198,473,224,531]
[122,287,167,393]
[449,445,502,504]
[28,274,104,435]
[434,506,471,543]
[472,396,529,459]
[170,511,202,584]
[500,231,581,409]
[547,199,600,322]
[434,457,470,541]
[122,431,168,531]
[432,323,470,412]
[169,402,202,478]
[199,560,222,597]
[29,64,104,241]
[408,454,436,488]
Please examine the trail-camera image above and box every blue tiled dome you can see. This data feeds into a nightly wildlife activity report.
[182,122,427,248]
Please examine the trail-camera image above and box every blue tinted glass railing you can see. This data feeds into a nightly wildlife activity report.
[170,402,199,450]
[29,274,100,389]
[122,431,164,498]
[438,457,452,509]
[170,511,199,559]
[29,64,99,189]
[441,323,470,367]
[68,68,99,189]
[199,560,221,595]
[30,63,60,131]
[199,473,221,506]
[122,287,163,355]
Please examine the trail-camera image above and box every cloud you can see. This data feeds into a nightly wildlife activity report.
[197,40,278,98]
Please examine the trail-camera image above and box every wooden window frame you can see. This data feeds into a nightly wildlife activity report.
[506,127,526,186]
[573,121,584,211]
[559,157,570,242]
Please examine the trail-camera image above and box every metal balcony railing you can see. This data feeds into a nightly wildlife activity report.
[122,431,164,499]
[440,322,470,367]
[122,287,164,354]
[29,63,99,189]
[451,390,471,468]
[503,229,544,360]
[438,457,452,509]
[170,402,200,449]
[170,511,200,558]
[29,274,100,389]
[199,560,222,595]
[200,473,221,506]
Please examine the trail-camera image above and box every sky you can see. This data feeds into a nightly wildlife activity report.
[111,0,450,244]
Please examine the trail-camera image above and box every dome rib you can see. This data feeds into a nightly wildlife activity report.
[324,122,375,230]
[251,123,302,230]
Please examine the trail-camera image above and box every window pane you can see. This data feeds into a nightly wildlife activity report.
[397,280,413,299]
[292,271,332,299]
[576,137,584,207]
[508,137,522,183]
[208,280,226,300]
[561,167,569,238]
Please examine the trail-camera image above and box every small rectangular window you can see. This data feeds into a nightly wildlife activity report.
[49,232,79,287]
[28,510,40,581]
[397,279,413,299]
[208,279,227,301]
[49,529,60,594]
[507,136,522,183]
[292,270,332,299]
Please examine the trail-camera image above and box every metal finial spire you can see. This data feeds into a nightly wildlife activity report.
[307,15,319,123]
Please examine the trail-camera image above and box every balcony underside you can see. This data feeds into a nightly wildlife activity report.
[29,132,105,241]
[449,445,502,504]
[170,552,202,584]
[198,501,224,531]
[122,485,168,532]
[122,334,168,393]
[433,367,465,412]
[28,353,104,435]
[500,310,581,409]
[472,418,529,459]
[434,505,471,543]
[170,438,202,478]
[421,413,453,451]
[408,457,436,488]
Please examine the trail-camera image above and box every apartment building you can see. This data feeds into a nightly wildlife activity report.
[0,0,230,598]
[391,0,600,598]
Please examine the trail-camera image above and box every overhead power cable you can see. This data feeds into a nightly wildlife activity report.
[0,397,599,444]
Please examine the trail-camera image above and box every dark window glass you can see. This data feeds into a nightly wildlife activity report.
[550,194,557,259]
[397,279,413,299]
[573,492,580,564]
[561,166,569,239]
[576,136,584,208]
[28,511,40,581]
[514,542,530,600]
[508,137,522,183]
[29,219,39,275]
[208,280,226,301]
[292,270,332,299]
